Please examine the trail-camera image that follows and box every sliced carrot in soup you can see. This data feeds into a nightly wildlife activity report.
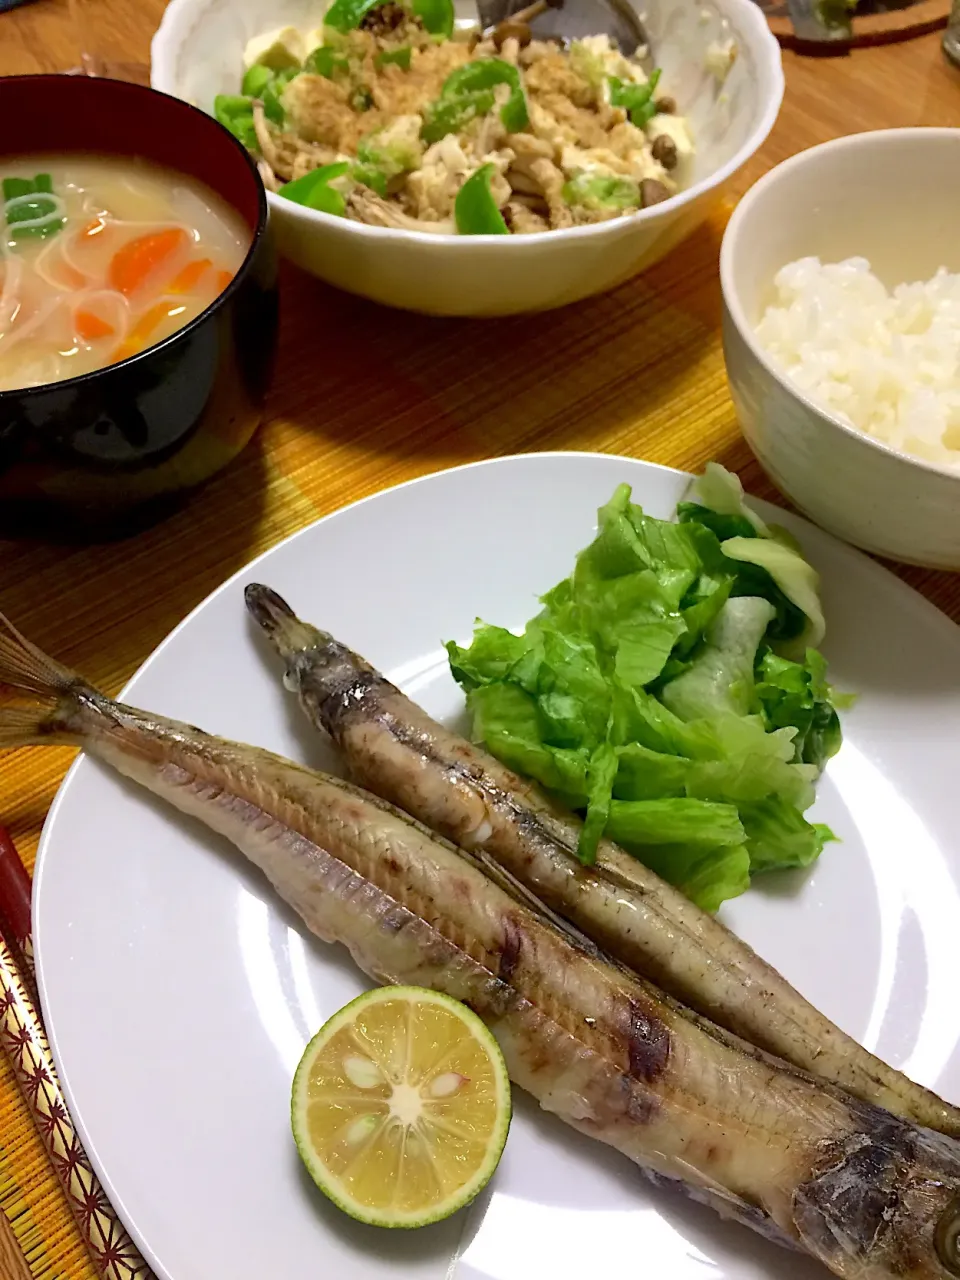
[167,258,212,294]
[75,309,115,341]
[108,228,188,296]
[215,269,234,292]
[111,300,174,362]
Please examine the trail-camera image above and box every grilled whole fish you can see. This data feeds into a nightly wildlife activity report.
[244,583,960,1138]
[4,618,960,1279]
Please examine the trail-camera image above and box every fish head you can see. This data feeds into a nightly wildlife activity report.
[245,584,329,665]
[245,583,379,725]
[793,1110,960,1279]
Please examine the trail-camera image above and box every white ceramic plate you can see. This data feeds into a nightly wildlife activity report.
[34,453,960,1280]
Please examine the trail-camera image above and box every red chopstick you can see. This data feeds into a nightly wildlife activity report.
[0,824,156,1280]
[0,826,34,977]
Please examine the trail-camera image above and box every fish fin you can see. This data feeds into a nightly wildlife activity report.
[0,613,76,696]
[0,614,84,747]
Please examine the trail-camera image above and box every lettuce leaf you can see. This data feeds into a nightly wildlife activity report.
[754,646,843,770]
[739,796,836,872]
[445,465,844,910]
[659,597,775,721]
[633,841,752,913]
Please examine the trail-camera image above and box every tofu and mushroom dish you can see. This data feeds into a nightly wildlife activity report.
[215,0,694,235]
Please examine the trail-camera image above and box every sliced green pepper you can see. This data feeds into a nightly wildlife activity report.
[608,67,661,127]
[562,171,639,211]
[323,0,454,34]
[412,0,454,36]
[214,93,254,117]
[262,66,300,124]
[279,162,351,216]
[241,63,274,96]
[304,45,350,76]
[376,45,412,69]
[440,58,529,133]
[3,173,63,240]
[454,163,508,235]
[213,94,258,150]
[323,0,390,32]
[420,90,495,143]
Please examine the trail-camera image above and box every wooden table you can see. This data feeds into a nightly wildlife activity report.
[0,5,959,1276]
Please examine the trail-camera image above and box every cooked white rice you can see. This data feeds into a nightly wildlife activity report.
[754,256,960,469]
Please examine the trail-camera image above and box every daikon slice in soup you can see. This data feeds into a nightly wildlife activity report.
[0,155,251,392]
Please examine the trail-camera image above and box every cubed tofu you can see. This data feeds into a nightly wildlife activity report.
[304,27,327,54]
[242,26,306,71]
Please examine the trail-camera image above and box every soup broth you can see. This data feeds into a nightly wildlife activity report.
[0,155,250,392]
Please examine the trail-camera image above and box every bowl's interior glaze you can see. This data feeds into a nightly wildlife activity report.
[157,0,770,192]
[0,75,262,232]
[726,129,960,325]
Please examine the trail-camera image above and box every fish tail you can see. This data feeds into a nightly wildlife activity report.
[244,584,330,656]
[0,614,89,747]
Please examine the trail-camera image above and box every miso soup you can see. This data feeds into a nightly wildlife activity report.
[0,155,251,392]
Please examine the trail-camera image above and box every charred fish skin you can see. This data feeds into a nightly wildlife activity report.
[243,583,960,1140]
[4,620,960,1278]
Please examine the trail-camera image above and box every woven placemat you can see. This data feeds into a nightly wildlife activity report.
[2,200,960,1279]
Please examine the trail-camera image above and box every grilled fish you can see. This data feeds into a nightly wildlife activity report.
[244,583,960,1138]
[4,615,960,1278]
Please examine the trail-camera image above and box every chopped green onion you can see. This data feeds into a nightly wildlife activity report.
[262,66,300,124]
[608,68,661,127]
[3,174,64,240]
[376,45,412,69]
[454,163,508,235]
[279,162,351,216]
[352,127,420,196]
[562,171,639,211]
[352,164,388,196]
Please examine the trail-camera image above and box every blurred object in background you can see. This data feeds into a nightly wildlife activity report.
[943,0,960,61]
[756,0,950,49]
[66,0,150,81]
[0,0,150,75]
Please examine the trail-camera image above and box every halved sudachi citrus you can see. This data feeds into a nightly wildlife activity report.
[291,986,512,1228]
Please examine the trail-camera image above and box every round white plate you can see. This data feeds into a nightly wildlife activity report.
[34,453,960,1280]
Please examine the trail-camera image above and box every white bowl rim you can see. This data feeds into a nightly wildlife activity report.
[151,0,784,248]
[720,126,960,486]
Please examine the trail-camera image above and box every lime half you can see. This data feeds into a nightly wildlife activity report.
[291,985,512,1228]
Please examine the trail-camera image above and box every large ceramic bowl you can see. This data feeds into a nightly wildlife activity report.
[0,75,278,538]
[152,0,783,316]
[721,128,960,570]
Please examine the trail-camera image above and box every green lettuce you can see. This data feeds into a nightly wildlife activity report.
[445,465,845,911]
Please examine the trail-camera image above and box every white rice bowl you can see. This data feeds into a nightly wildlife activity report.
[754,256,960,469]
